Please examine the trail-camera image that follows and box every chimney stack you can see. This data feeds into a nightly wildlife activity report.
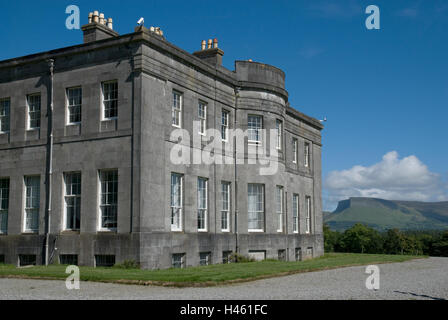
[193,38,224,67]
[81,10,119,43]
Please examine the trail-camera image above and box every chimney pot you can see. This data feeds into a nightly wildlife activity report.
[88,12,93,23]
[107,18,113,29]
[99,13,105,25]
[201,40,206,50]
[213,38,218,48]
[207,39,213,49]
[93,11,99,23]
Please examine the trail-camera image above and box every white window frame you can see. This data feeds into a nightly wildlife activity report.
[276,119,282,150]
[172,253,186,268]
[171,173,183,232]
[23,176,40,233]
[0,98,10,133]
[198,101,207,135]
[306,196,312,234]
[221,181,231,232]
[293,194,299,234]
[248,184,265,232]
[0,178,9,234]
[199,252,211,266]
[64,172,81,231]
[248,115,262,144]
[66,87,82,125]
[221,110,229,142]
[304,142,311,168]
[293,138,298,164]
[172,91,182,128]
[197,177,208,232]
[276,186,283,232]
[98,170,118,232]
[27,93,41,130]
[101,81,118,120]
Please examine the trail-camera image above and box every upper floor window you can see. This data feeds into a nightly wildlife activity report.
[171,173,183,231]
[198,101,207,135]
[276,186,283,232]
[304,142,311,168]
[305,196,312,234]
[172,91,182,128]
[102,81,118,120]
[99,170,118,231]
[0,98,10,133]
[276,120,282,150]
[0,178,9,234]
[248,115,262,143]
[27,94,41,130]
[221,181,231,232]
[293,194,299,233]
[292,138,298,164]
[24,176,40,233]
[197,177,208,232]
[64,172,81,231]
[66,87,82,124]
[221,110,229,141]
[248,184,264,232]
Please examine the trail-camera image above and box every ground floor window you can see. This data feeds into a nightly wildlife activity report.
[172,253,186,268]
[199,252,211,266]
[278,249,286,261]
[19,254,36,266]
[95,255,115,267]
[222,251,232,264]
[60,254,78,265]
[295,248,302,261]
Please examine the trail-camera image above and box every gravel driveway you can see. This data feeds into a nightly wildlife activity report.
[0,257,447,300]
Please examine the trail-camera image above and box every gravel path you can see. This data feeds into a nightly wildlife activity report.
[0,257,447,300]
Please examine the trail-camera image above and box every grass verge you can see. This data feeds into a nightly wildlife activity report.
[0,253,425,287]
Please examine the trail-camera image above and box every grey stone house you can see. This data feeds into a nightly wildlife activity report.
[0,12,324,269]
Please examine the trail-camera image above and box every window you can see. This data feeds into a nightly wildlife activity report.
[306,196,312,234]
[172,253,186,268]
[295,248,302,261]
[276,186,283,232]
[304,142,311,168]
[95,255,115,267]
[248,184,264,232]
[198,101,207,135]
[67,87,82,124]
[0,178,9,234]
[27,94,41,129]
[64,172,81,231]
[248,115,262,143]
[199,252,211,266]
[99,170,118,230]
[171,173,183,231]
[19,255,36,266]
[293,194,299,233]
[102,81,118,119]
[276,119,282,150]
[278,249,286,261]
[221,110,229,141]
[222,251,232,264]
[0,255,4,264]
[172,91,182,127]
[306,247,314,258]
[221,182,231,232]
[292,138,298,164]
[197,178,208,232]
[24,176,40,233]
[60,254,78,265]
[0,98,10,133]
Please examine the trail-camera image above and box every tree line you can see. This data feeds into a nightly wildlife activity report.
[324,223,448,256]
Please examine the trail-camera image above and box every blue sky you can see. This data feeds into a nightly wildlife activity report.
[1,0,447,210]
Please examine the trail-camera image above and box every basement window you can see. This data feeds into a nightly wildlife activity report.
[278,249,286,261]
[295,248,302,261]
[172,253,186,269]
[199,252,211,266]
[95,255,115,267]
[60,254,78,266]
[0,255,5,264]
[222,251,232,264]
[19,254,36,267]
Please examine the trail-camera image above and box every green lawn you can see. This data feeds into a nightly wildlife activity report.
[0,253,425,287]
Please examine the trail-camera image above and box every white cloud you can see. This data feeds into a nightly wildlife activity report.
[324,151,448,211]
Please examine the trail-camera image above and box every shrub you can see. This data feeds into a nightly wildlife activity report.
[113,260,141,269]
[228,253,256,263]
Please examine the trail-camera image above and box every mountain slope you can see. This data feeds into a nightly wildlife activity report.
[325,197,448,231]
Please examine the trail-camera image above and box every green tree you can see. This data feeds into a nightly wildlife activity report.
[340,223,383,254]
[432,231,448,257]
[323,223,341,252]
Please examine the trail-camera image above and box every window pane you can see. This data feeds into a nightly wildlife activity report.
[103,82,118,119]
[67,88,82,123]
[248,184,264,230]
[0,98,10,132]
[248,115,262,142]
[27,95,41,129]
[99,170,118,229]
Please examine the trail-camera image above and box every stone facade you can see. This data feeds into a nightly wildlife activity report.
[0,17,324,269]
